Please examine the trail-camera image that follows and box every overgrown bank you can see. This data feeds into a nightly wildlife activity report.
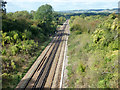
[1,4,66,88]
[67,14,119,88]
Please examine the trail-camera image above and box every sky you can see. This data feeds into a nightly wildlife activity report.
[5,0,119,12]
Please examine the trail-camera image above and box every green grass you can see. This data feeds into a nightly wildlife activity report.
[67,32,91,88]
[67,31,118,88]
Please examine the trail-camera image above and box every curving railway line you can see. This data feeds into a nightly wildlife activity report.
[16,20,70,89]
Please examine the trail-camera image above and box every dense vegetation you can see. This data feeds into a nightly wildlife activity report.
[67,13,119,88]
[59,13,111,20]
[1,4,66,88]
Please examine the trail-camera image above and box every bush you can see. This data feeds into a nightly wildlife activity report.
[67,14,119,88]
[10,45,19,55]
[2,5,59,88]
[22,30,32,40]
[1,49,6,55]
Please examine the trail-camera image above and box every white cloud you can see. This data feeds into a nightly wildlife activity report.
[53,0,118,2]
[6,0,119,2]
[6,0,52,2]
[6,0,118,12]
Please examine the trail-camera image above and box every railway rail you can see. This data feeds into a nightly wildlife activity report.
[16,20,70,89]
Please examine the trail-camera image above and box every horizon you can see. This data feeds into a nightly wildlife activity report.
[6,0,118,12]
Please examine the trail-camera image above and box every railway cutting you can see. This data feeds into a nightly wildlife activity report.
[16,20,70,89]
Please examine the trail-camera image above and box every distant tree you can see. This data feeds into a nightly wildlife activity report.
[29,10,35,19]
[58,16,66,24]
[80,14,86,19]
[52,12,59,24]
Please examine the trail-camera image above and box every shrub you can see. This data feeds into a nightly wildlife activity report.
[1,49,6,55]
[10,45,19,55]
[67,14,119,88]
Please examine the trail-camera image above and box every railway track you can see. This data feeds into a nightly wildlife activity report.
[16,20,69,89]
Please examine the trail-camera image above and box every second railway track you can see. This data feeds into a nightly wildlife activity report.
[16,20,69,89]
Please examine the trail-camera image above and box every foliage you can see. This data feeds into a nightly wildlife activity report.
[67,14,119,88]
[58,16,66,25]
[34,4,53,21]
[34,4,59,36]
[70,15,103,34]
[2,4,64,88]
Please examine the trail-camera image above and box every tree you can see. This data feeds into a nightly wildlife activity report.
[1,1,7,14]
[34,4,53,22]
[80,14,86,19]
[12,11,31,19]
[34,4,54,35]
[58,16,66,25]
[29,10,35,19]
